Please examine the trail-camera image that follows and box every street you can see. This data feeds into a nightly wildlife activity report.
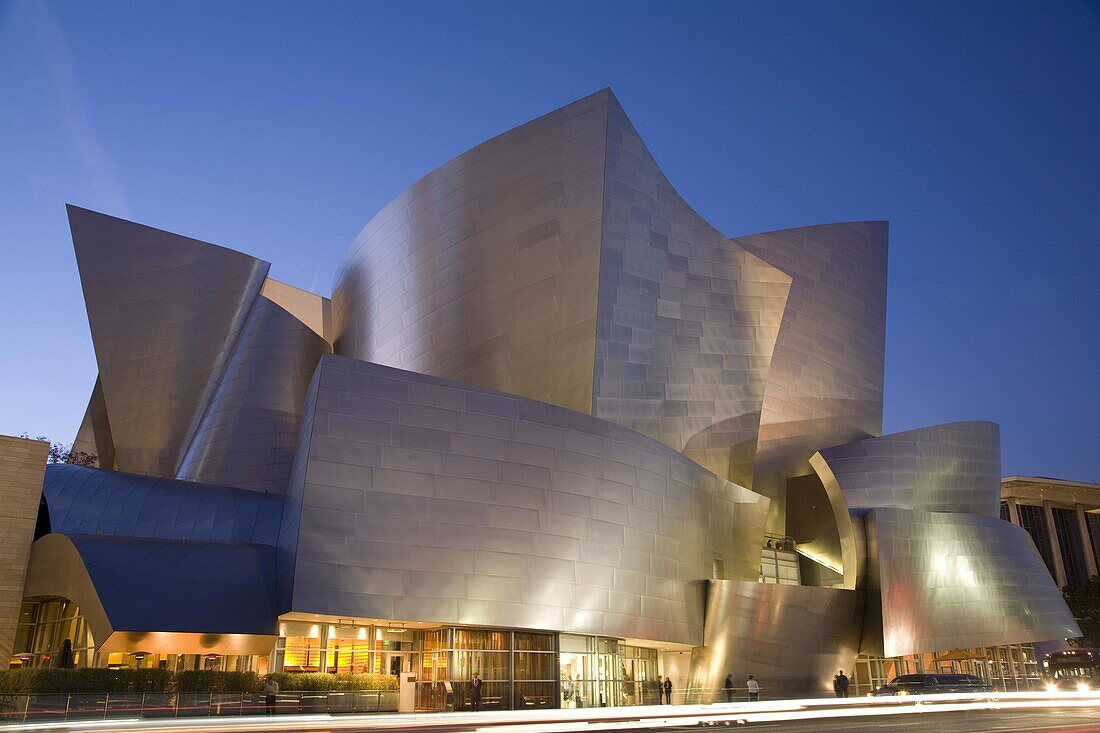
[5,694,1100,733]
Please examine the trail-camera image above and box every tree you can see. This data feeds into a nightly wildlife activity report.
[1064,575,1100,648]
[19,434,98,467]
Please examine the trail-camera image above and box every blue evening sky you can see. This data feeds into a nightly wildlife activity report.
[1,0,1097,481]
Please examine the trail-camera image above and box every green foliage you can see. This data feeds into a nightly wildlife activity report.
[269,672,398,691]
[171,671,261,693]
[19,434,98,467]
[0,668,170,694]
[0,669,398,694]
[1065,574,1100,648]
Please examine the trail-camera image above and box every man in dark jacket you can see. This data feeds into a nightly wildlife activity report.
[470,673,483,711]
[663,676,672,704]
[723,674,734,702]
[835,670,849,698]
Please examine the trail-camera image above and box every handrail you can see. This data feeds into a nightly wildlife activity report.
[0,690,400,724]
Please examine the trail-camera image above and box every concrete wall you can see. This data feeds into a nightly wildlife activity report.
[0,436,49,662]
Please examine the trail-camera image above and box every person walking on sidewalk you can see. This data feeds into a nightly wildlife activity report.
[746,675,760,702]
[723,674,734,703]
[663,675,672,704]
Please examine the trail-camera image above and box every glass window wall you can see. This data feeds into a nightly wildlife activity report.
[10,598,94,669]
[1017,504,1055,576]
[1052,507,1088,586]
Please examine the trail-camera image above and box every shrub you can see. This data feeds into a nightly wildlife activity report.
[269,672,398,691]
[0,668,171,694]
[171,671,261,693]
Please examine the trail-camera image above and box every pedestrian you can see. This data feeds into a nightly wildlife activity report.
[663,675,672,705]
[263,675,279,715]
[723,674,734,703]
[835,670,849,699]
[470,672,483,711]
[833,673,840,697]
[746,675,759,702]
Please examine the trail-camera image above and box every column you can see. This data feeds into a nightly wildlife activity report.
[1005,498,1021,526]
[1042,501,1068,589]
[1076,504,1099,579]
[319,624,331,673]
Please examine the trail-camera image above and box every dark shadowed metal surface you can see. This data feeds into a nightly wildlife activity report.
[71,376,115,469]
[42,464,283,545]
[24,533,277,649]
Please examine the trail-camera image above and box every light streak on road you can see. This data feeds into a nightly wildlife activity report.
[5,692,1100,733]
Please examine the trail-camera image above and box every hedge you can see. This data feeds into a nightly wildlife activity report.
[0,669,398,695]
[172,671,261,693]
[0,669,171,694]
[269,673,398,691]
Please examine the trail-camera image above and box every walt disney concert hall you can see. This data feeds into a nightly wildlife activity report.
[0,89,1080,707]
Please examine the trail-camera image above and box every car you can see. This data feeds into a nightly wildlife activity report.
[870,673,994,696]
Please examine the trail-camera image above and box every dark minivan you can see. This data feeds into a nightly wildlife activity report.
[870,673,994,696]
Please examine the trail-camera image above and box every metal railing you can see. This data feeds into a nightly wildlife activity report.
[0,690,399,723]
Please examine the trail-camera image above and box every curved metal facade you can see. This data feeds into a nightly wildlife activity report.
[279,354,769,645]
[176,296,331,493]
[43,464,283,545]
[68,205,270,479]
[733,223,888,532]
[3,90,1076,683]
[689,580,864,699]
[24,533,277,651]
[811,421,1002,516]
[72,376,115,469]
[593,96,791,487]
[332,90,609,413]
[332,91,793,487]
[868,508,1080,656]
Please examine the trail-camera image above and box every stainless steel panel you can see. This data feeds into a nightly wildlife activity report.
[176,296,330,493]
[868,507,1080,656]
[733,223,889,533]
[71,376,115,469]
[812,421,1002,516]
[280,354,769,645]
[332,90,608,414]
[332,90,793,490]
[690,580,864,699]
[593,95,792,487]
[69,206,270,478]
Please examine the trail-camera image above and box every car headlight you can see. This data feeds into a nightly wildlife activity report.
[1046,683,1058,693]
[896,689,908,696]
[1076,682,1090,692]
